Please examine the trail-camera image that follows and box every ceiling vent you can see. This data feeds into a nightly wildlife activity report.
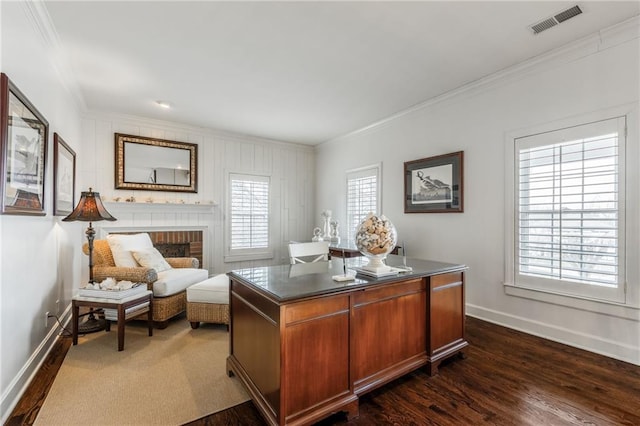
[529,5,583,35]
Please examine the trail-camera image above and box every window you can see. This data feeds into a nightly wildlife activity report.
[513,116,626,303]
[225,173,272,262]
[346,164,381,241]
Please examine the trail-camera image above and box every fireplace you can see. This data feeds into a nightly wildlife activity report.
[104,229,204,268]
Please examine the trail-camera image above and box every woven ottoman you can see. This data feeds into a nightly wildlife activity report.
[186,274,230,329]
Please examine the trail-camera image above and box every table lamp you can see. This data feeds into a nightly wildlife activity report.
[63,187,117,333]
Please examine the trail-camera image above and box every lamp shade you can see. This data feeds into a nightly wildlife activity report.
[62,188,117,222]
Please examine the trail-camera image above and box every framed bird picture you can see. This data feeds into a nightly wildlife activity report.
[404,151,463,213]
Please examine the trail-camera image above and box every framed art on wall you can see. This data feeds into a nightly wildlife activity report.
[53,133,76,216]
[0,73,49,215]
[404,151,464,213]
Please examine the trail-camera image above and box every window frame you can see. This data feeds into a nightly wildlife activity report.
[345,163,382,242]
[224,172,273,263]
[504,105,639,314]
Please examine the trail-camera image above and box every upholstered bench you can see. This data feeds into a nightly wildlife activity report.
[186,274,230,329]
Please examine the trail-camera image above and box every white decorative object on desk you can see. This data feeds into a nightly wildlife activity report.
[332,253,355,281]
[354,213,397,275]
[312,227,323,242]
[329,220,340,244]
[321,209,332,240]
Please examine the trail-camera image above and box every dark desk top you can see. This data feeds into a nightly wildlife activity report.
[228,255,467,303]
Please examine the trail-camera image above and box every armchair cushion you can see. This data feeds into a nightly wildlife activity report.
[107,233,154,267]
[132,247,172,272]
[154,268,208,297]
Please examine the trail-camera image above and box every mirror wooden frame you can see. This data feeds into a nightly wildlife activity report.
[115,133,198,193]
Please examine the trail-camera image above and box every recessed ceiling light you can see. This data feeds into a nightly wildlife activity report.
[155,100,171,109]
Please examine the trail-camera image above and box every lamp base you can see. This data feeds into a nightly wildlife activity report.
[78,312,106,334]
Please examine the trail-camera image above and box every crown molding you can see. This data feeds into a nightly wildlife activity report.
[326,15,640,145]
[21,0,87,112]
[599,14,640,50]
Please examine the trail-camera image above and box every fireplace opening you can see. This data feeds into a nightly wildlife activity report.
[155,243,190,259]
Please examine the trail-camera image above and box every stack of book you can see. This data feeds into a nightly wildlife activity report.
[103,301,150,321]
[78,283,148,299]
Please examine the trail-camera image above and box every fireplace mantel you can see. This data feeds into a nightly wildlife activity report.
[99,225,208,235]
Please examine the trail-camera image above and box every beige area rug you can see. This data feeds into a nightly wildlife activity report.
[35,320,250,425]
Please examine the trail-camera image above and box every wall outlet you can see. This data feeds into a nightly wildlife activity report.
[45,311,50,327]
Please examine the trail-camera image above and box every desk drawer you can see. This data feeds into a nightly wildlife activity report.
[353,278,424,307]
[285,295,349,325]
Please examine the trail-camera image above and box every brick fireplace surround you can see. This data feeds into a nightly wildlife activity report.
[112,230,203,268]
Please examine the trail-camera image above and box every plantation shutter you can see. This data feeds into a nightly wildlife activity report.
[230,174,269,250]
[346,166,380,241]
[515,116,625,301]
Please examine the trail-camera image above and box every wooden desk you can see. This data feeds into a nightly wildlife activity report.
[227,256,467,425]
[72,290,153,351]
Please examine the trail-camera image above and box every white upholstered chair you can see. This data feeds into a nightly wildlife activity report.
[84,233,208,328]
[288,241,330,264]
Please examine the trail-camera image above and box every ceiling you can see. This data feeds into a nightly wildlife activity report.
[44,1,639,145]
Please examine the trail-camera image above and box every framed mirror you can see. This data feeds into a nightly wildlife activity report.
[115,133,197,193]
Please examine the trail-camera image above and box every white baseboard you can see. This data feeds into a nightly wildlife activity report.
[1,306,71,424]
[466,304,640,366]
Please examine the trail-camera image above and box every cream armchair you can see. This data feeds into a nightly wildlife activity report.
[83,239,207,328]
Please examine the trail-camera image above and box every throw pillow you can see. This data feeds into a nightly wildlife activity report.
[107,233,154,267]
[132,247,173,273]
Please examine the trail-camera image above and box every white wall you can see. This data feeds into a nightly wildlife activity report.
[1,1,84,419]
[80,112,316,274]
[316,18,640,365]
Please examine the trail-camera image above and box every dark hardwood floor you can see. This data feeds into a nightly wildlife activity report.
[6,317,640,425]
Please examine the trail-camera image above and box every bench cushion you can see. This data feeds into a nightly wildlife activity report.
[187,274,229,304]
[154,268,208,297]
